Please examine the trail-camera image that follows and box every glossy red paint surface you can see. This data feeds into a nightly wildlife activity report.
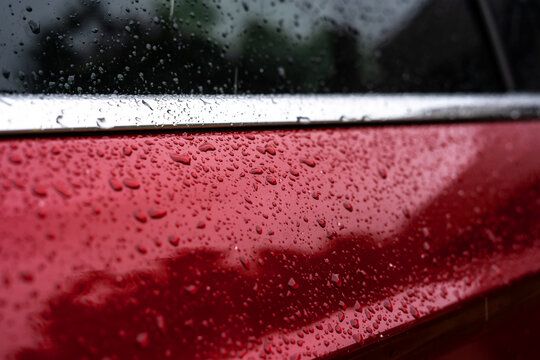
[1,121,540,359]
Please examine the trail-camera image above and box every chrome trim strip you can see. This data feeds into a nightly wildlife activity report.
[0,94,539,134]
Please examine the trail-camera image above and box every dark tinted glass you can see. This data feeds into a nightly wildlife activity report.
[491,0,540,91]
[0,0,500,94]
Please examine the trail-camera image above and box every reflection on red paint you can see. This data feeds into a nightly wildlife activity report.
[0,122,540,359]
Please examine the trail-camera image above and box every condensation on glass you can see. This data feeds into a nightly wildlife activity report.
[0,0,503,94]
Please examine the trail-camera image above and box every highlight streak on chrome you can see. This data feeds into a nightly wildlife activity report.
[0,94,539,134]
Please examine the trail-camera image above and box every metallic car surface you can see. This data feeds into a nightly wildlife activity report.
[1,94,540,134]
[1,120,540,359]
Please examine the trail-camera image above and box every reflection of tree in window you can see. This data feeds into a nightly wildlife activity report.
[0,0,504,94]
[18,0,370,94]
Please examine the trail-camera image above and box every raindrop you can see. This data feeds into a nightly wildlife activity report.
[168,235,180,247]
[290,168,300,177]
[156,314,166,333]
[136,332,149,348]
[20,271,34,283]
[109,178,123,191]
[28,20,40,34]
[331,273,341,287]
[123,178,140,189]
[199,142,216,152]
[136,245,148,255]
[55,114,65,127]
[9,154,22,165]
[239,256,250,270]
[170,153,191,165]
[96,117,114,129]
[410,305,420,319]
[32,185,47,197]
[353,333,364,345]
[134,210,148,223]
[288,277,299,290]
[301,158,316,167]
[185,284,198,295]
[383,298,393,312]
[148,208,167,219]
[54,182,72,198]
[141,99,154,111]
[265,146,276,155]
[402,208,411,219]
[266,175,277,185]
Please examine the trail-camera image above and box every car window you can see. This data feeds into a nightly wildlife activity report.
[1,0,502,95]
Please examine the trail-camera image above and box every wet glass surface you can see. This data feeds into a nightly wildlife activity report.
[0,0,501,94]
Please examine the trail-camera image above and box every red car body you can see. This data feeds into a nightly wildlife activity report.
[1,120,540,359]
